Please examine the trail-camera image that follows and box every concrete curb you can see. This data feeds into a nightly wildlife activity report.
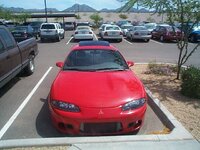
[0,63,195,148]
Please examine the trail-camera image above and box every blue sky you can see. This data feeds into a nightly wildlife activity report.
[0,0,124,11]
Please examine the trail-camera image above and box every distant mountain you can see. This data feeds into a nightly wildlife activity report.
[63,4,97,12]
[5,7,59,13]
[100,8,116,12]
[115,7,150,13]
[4,4,150,13]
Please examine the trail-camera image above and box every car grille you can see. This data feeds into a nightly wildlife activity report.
[80,122,122,134]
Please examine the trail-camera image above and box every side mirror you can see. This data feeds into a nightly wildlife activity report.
[56,62,64,68]
[127,61,134,67]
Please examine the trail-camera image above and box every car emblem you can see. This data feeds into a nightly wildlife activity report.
[98,109,104,115]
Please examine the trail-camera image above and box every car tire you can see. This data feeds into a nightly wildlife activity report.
[57,36,61,42]
[118,39,122,42]
[160,35,164,42]
[190,35,196,43]
[24,55,35,76]
[131,35,134,41]
[144,39,150,42]
[40,37,44,42]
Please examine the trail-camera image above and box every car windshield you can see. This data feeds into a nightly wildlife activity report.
[76,26,90,30]
[121,25,132,29]
[166,26,180,32]
[77,23,89,26]
[41,24,55,29]
[14,26,27,31]
[106,26,120,30]
[65,22,73,25]
[145,24,156,29]
[30,22,42,26]
[63,49,129,71]
[134,26,147,30]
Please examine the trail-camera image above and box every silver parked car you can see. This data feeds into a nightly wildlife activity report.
[126,26,152,42]
[73,26,94,41]
[121,24,133,36]
[100,24,123,42]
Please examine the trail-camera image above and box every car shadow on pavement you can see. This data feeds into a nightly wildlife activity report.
[0,77,21,98]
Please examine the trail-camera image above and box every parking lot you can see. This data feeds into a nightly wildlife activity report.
[0,30,199,140]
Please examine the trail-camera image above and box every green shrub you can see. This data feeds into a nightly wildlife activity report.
[181,66,200,99]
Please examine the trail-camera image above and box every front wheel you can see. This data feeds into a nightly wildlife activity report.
[160,35,164,42]
[24,55,35,76]
[144,39,150,42]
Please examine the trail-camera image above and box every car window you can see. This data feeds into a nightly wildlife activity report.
[0,28,15,49]
[154,26,160,31]
[63,50,129,71]
[160,27,166,32]
[41,24,55,29]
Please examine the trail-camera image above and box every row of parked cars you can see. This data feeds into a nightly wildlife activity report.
[98,22,200,43]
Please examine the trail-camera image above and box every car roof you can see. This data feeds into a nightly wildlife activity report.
[71,41,118,51]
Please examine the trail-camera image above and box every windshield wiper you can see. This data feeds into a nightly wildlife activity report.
[95,68,126,71]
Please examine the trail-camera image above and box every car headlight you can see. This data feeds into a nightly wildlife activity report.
[122,98,146,111]
[51,100,80,112]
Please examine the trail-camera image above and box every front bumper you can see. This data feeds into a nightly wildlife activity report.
[132,35,152,40]
[40,34,59,40]
[48,100,147,135]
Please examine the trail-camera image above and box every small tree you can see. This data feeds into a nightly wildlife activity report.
[75,14,81,20]
[146,16,155,23]
[119,13,128,19]
[90,13,102,28]
[0,5,13,20]
[119,0,200,79]
[15,12,31,23]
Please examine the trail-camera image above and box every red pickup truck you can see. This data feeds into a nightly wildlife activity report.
[0,25,38,88]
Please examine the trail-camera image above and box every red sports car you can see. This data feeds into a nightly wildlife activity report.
[48,41,147,135]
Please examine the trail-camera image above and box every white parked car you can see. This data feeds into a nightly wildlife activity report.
[40,23,65,42]
[121,24,133,36]
[126,26,152,42]
[98,23,110,37]
[73,26,94,41]
[100,24,123,42]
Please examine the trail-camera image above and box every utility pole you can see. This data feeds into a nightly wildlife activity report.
[44,0,48,22]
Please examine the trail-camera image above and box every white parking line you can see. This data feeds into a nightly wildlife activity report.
[93,33,98,41]
[66,37,73,45]
[0,67,53,139]
[123,38,133,45]
[151,39,164,45]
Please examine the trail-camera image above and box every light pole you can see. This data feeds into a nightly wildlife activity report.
[44,0,48,22]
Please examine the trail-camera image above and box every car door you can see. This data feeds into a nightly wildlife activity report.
[152,26,160,38]
[0,28,21,78]
[0,36,10,85]
[57,24,64,38]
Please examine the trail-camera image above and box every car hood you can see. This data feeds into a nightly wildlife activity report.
[50,70,146,108]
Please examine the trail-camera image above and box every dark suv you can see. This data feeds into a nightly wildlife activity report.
[152,24,183,42]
